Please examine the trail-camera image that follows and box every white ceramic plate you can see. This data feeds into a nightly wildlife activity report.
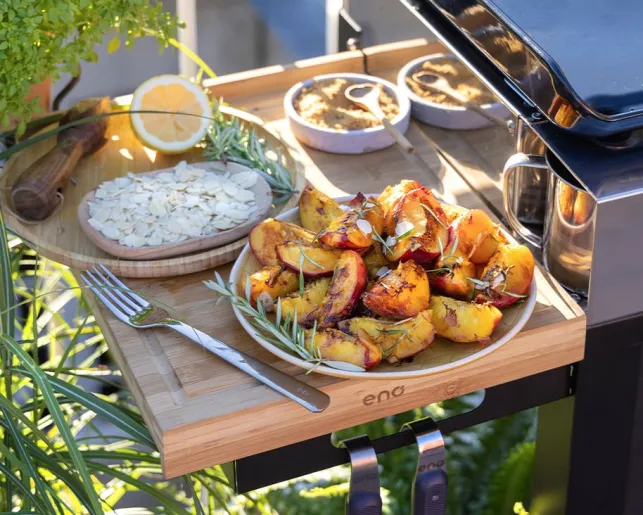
[229,195,537,380]
[398,53,510,130]
[78,162,273,260]
[284,73,411,154]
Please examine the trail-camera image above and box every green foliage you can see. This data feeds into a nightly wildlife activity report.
[484,442,535,515]
[0,1,181,134]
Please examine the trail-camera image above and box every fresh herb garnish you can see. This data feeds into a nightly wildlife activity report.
[204,273,365,372]
[421,203,447,230]
[203,101,296,202]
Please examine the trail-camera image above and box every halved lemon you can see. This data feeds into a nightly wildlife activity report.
[130,75,211,154]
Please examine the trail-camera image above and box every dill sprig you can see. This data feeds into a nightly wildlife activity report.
[204,272,365,372]
[203,101,297,202]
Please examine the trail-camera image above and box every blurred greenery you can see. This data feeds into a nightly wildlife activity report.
[0,210,535,513]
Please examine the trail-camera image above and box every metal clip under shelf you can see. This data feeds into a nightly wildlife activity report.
[342,435,383,515]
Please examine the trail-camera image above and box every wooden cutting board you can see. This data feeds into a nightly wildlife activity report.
[0,107,306,278]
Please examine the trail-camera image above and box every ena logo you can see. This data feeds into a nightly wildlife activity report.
[362,386,405,406]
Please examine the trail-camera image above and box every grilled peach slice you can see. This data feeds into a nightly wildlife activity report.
[429,295,502,343]
[377,179,423,228]
[429,256,476,300]
[362,242,391,279]
[475,244,535,308]
[441,203,469,225]
[318,195,384,250]
[338,309,435,363]
[304,328,382,370]
[315,250,368,327]
[281,277,331,326]
[277,243,341,277]
[247,266,299,310]
[446,209,500,264]
[346,193,385,235]
[386,187,449,263]
[249,219,316,266]
[299,186,344,233]
[362,259,430,319]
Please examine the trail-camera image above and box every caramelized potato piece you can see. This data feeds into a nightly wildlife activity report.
[387,187,450,263]
[299,186,344,233]
[319,194,384,250]
[277,243,341,277]
[362,260,430,318]
[475,244,535,308]
[377,180,423,228]
[304,328,382,370]
[338,310,435,363]
[430,295,502,343]
[315,250,368,327]
[362,242,392,279]
[249,219,315,266]
[447,209,500,264]
[247,266,299,310]
[281,278,331,326]
[429,256,476,300]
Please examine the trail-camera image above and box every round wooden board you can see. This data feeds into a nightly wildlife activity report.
[230,195,537,380]
[0,106,305,278]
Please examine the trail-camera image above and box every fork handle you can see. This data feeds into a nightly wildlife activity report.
[170,322,331,413]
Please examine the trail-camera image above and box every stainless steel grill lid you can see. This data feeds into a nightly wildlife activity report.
[406,0,643,137]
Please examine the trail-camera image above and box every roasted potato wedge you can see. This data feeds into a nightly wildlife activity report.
[377,179,423,228]
[475,244,535,308]
[314,250,368,327]
[362,242,392,279]
[304,328,382,370]
[281,277,331,326]
[247,266,299,310]
[277,242,341,277]
[447,209,500,264]
[362,259,430,318]
[338,310,435,363]
[299,186,344,233]
[249,219,316,266]
[387,187,450,263]
[430,295,502,343]
[429,256,476,300]
[319,194,384,250]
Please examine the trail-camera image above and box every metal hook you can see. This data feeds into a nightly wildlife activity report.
[404,418,448,515]
[342,435,382,515]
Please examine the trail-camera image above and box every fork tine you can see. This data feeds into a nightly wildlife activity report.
[85,270,137,316]
[97,264,150,308]
[92,267,141,312]
[81,273,131,324]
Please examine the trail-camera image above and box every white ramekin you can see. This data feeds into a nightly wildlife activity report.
[398,53,510,130]
[284,73,411,154]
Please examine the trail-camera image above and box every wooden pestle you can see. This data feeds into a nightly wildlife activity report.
[11,97,111,222]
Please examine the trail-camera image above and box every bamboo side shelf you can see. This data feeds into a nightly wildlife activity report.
[83,39,586,478]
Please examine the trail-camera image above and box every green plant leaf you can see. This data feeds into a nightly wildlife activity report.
[107,35,121,54]
[0,335,104,515]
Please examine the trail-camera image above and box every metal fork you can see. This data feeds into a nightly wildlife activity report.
[81,264,330,413]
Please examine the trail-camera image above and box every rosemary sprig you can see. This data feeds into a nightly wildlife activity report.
[204,273,365,372]
[379,322,419,359]
[203,101,296,202]
[297,246,325,296]
[372,230,394,256]
[421,203,447,230]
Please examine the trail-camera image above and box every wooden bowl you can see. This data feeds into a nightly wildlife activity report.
[229,194,537,379]
[77,162,273,260]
